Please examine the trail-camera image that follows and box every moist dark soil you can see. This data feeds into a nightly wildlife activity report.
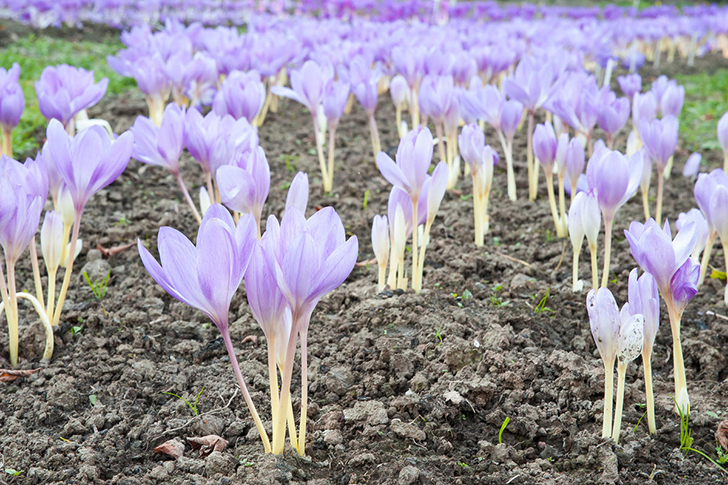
[2,30,728,485]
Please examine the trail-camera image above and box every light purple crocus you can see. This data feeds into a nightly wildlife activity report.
[624,270,660,393]
[639,115,679,172]
[271,60,332,115]
[0,155,47,265]
[377,127,433,203]
[138,205,271,452]
[45,119,133,215]
[130,103,185,175]
[683,153,702,179]
[676,208,709,261]
[0,63,24,156]
[660,84,685,118]
[632,91,657,129]
[694,169,728,285]
[35,65,108,131]
[217,146,270,238]
[586,287,620,438]
[323,79,350,127]
[617,73,641,103]
[597,95,630,148]
[587,148,641,288]
[624,217,698,413]
[262,203,358,455]
[718,112,728,172]
[501,99,524,144]
[213,70,266,124]
[565,137,585,198]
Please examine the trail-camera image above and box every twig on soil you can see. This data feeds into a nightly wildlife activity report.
[706,311,728,322]
[554,242,567,273]
[595,438,614,449]
[506,474,522,484]
[151,388,239,443]
[495,251,533,270]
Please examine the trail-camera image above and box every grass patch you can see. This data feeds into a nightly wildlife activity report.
[676,69,728,154]
[0,32,134,157]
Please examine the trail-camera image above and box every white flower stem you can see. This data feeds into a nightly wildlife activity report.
[174,173,202,224]
[221,327,271,453]
[603,358,615,439]
[612,362,627,444]
[52,216,81,327]
[572,245,582,292]
[589,242,599,291]
[643,348,657,434]
[655,168,665,224]
[28,238,45,311]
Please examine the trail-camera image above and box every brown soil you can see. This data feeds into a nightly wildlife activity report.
[2,33,728,485]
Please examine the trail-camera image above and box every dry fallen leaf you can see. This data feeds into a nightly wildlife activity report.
[187,435,228,457]
[0,368,41,383]
[96,241,135,258]
[154,438,185,459]
[241,335,258,346]
[716,421,728,451]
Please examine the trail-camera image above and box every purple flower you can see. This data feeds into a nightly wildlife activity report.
[660,84,685,117]
[597,95,630,139]
[44,119,133,214]
[683,152,702,179]
[217,146,270,233]
[262,205,358,319]
[624,218,697,299]
[458,124,485,170]
[213,70,266,123]
[623,269,659,353]
[694,169,728,235]
[130,103,185,175]
[500,99,524,142]
[676,208,709,260]
[0,63,24,131]
[0,155,47,264]
[138,204,256,329]
[35,65,108,127]
[285,172,309,215]
[419,75,455,123]
[376,127,433,202]
[389,75,409,107]
[271,60,332,115]
[353,77,379,115]
[586,149,641,222]
[392,45,425,88]
[632,91,657,128]
[565,137,585,194]
[504,57,553,112]
[533,122,557,172]
[323,79,350,126]
[617,73,641,102]
[638,115,679,171]
[718,112,728,155]
[587,287,620,364]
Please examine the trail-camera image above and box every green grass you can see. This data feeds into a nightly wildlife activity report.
[676,69,728,153]
[0,33,135,157]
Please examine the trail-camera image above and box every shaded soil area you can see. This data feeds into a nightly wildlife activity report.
[2,33,728,485]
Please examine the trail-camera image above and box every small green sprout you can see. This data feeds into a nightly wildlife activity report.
[435,324,444,347]
[457,461,469,468]
[112,216,129,227]
[83,270,111,300]
[280,181,291,190]
[492,237,501,247]
[362,190,370,210]
[710,269,727,281]
[716,446,728,465]
[69,326,83,335]
[672,395,728,475]
[498,416,510,444]
[489,295,510,307]
[459,194,473,201]
[4,469,22,477]
[545,230,552,243]
[89,395,97,406]
[534,288,554,314]
[162,386,205,416]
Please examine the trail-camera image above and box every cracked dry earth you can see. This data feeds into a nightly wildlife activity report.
[1,32,728,485]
